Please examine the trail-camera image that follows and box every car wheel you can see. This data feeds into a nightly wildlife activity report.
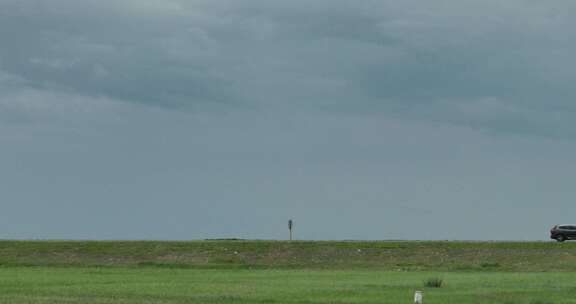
[557,235,566,242]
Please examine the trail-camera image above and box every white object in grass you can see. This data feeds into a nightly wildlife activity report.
[414,290,423,304]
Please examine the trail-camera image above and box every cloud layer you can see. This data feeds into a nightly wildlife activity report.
[1,0,576,135]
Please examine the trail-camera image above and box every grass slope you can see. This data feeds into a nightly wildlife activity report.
[0,241,573,303]
[0,240,574,271]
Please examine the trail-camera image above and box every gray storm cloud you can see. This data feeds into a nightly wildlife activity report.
[1,0,576,135]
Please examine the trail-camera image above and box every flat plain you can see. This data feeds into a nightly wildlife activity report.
[0,240,575,303]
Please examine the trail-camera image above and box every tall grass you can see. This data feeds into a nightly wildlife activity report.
[424,277,443,288]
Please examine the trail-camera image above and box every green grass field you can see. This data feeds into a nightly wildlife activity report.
[0,240,574,303]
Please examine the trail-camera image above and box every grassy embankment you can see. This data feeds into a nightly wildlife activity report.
[0,240,575,303]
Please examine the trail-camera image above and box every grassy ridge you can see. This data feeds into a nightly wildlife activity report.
[1,240,574,271]
[0,241,574,303]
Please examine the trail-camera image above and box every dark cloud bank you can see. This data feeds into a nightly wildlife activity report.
[2,0,576,134]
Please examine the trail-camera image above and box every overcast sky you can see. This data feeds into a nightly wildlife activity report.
[1,0,575,240]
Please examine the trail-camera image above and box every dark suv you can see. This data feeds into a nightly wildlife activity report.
[550,225,576,242]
